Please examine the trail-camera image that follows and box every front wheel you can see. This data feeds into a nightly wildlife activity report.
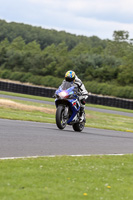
[56,105,68,129]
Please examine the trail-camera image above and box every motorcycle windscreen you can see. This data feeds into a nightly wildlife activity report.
[61,81,78,92]
[61,81,73,90]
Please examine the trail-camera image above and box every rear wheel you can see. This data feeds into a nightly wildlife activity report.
[73,112,85,132]
[73,122,85,132]
[56,105,67,129]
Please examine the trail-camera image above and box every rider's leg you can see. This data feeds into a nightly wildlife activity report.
[79,103,85,122]
[80,104,85,115]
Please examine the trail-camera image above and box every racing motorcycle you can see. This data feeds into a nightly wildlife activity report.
[55,81,86,132]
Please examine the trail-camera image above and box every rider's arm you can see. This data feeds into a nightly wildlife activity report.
[75,76,88,100]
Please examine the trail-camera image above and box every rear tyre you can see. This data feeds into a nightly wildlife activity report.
[73,112,85,132]
[73,122,85,132]
[56,105,67,129]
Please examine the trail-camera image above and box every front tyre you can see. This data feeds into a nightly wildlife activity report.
[56,105,67,129]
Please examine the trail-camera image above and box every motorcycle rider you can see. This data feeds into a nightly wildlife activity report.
[62,70,88,122]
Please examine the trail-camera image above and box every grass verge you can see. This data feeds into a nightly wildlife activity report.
[0,98,133,132]
[0,155,133,200]
[0,90,133,113]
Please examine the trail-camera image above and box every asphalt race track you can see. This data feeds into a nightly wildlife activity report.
[0,94,133,158]
[0,118,133,158]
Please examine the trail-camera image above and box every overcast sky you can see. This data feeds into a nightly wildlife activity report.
[0,0,133,40]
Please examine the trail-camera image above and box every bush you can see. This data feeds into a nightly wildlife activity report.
[20,72,33,82]
[41,76,62,88]
[84,81,133,99]
[0,70,11,79]
[9,71,24,81]
[0,69,132,99]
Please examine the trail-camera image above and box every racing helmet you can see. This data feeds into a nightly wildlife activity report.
[65,70,76,82]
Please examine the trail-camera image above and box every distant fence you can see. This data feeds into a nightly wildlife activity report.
[0,81,133,110]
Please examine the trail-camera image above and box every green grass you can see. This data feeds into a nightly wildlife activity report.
[0,106,55,124]
[0,96,133,132]
[85,111,133,132]
[0,155,133,200]
[0,91,55,102]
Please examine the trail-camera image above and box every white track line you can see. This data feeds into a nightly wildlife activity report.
[0,154,125,160]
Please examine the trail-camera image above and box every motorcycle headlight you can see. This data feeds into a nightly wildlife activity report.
[59,91,68,98]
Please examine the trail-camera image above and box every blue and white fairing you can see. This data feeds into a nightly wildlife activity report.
[55,81,81,124]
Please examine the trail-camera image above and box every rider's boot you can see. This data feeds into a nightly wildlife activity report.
[79,107,85,122]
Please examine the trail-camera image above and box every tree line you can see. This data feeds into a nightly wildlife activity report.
[0,19,133,99]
